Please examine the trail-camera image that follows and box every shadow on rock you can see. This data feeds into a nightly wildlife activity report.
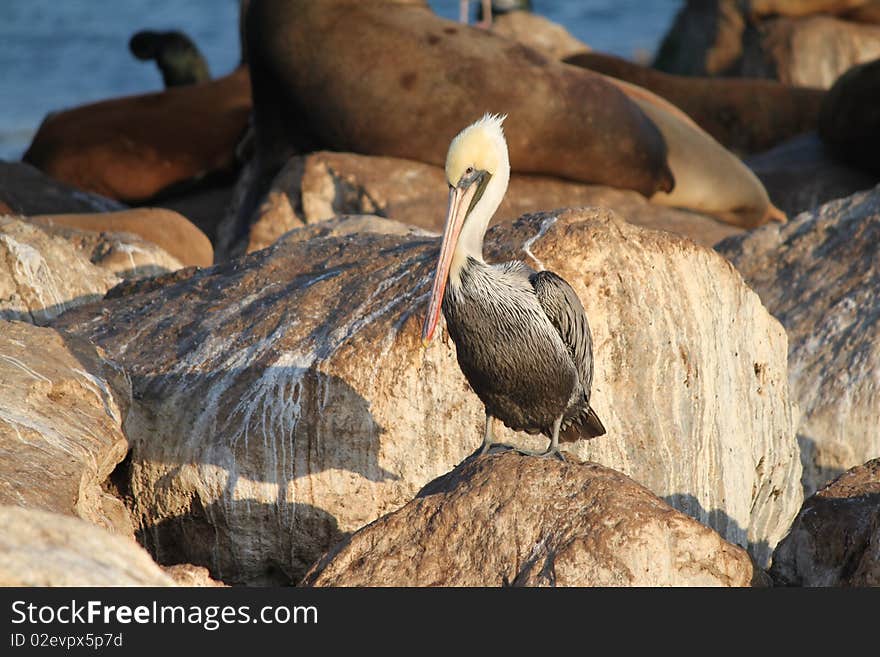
[664,492,770,571]
[797,434,846,497]
[113,369,395,585]
[133,497,345,586]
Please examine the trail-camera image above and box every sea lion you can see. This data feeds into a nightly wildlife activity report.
[564,51,824,155]
[602,76,786,226]
[819,58,880,174]
[747,0,873,19]
[129,30,211,87]
[23,67,251,204]
[840,2,880,22]
[242,0,674,226]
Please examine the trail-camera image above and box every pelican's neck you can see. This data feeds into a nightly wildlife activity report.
[450,163,509,285]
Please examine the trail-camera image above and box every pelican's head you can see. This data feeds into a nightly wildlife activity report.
[421,113,510,346]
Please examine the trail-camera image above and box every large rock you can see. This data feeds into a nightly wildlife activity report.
[162,563,227,587]
[654,3,880,88]
[739,15,880,88]
[1,217,119,323]
[0,320,132,534]
[0,506,173,586]
[717,186,880,494]
[653,0,746,77]
[770,459,880,586]
[305,452,761,587]
[31,208,213,268]
[0,161,124,215]
[489,10,590,60]
[52,209,800,583]
[745,133,879,218]
[0,216,183,323]
[224,150,742,258]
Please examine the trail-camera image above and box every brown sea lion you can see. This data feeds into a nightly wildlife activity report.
[242,0,674,225]
[747,0,872,19]
[23,67,251,204]
[841,2,880,22]
[29,208,213,268]
[819,58,880,174]
[565,51,824,156]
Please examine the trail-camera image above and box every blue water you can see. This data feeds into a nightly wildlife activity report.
[0,0,681,160]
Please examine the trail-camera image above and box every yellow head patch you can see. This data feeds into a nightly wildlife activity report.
[445,113,508,187]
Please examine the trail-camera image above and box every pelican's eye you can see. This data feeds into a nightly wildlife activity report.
[466,166,474,174]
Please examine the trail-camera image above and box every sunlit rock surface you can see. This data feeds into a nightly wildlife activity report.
[54,209,800,583]
[0,319,133,535]
[305,452,762,587]
[718,186,880,495]
[0,506,173,586]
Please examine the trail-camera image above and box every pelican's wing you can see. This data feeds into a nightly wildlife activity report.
[530,270,605,438]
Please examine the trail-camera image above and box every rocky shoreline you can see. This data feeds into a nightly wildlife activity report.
[1,1,879,587]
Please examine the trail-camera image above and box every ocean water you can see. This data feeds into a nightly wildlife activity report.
[0,0,681,160]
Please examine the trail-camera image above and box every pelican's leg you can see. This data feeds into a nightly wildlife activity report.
[479,414,495,455]
[459,0,470,23]
[476,0,493,29]
[540,416,566,462]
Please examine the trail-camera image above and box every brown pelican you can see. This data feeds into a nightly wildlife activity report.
[421,114,606,458]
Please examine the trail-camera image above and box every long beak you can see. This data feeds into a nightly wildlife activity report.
[421,179,481,346]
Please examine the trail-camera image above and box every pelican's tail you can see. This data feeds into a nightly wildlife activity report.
[560,406,606,443]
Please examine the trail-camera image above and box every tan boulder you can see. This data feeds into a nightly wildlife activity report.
[153,183,236,247]
[489,10,590,60]
[1,216,184,323]
[0,160,123,215]
[31,208,213,268]
[653,0,746,77]
[0,506,173,586]
[739,16,880,88]
[0,320,132,534]
[305,452,761,587]
[226,150,742,259]
[1,217,119,323]
[770,459,880,586]
[717,185,880,494]
[162,563,227,587]
[52,209,800,583]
